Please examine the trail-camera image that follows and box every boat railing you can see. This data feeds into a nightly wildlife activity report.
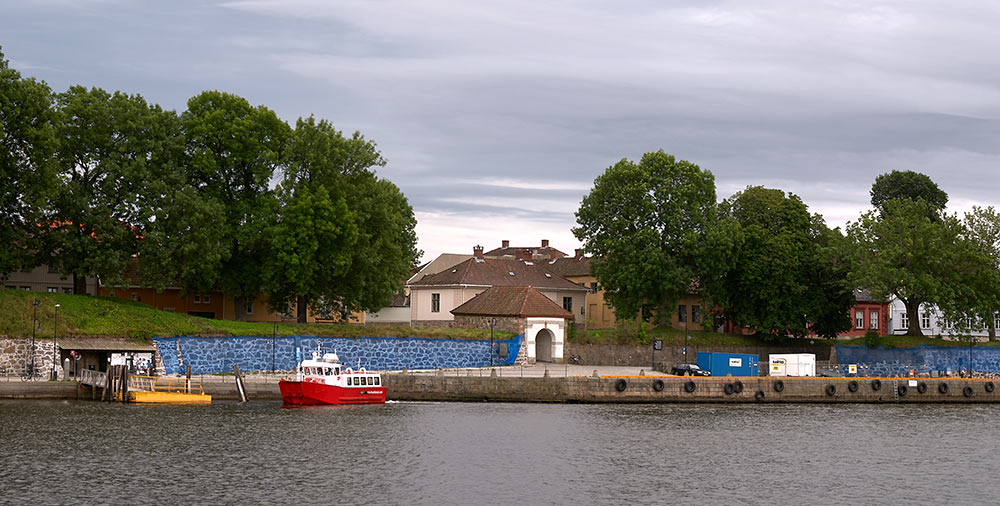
[127,375,205,395]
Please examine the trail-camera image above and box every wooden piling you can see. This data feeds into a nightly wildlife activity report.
[186,365,192,394]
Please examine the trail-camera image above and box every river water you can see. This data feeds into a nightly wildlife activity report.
[1,400,998,505]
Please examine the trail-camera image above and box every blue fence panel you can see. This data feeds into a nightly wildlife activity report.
[153,334,524,375]
[835,345,1000,376]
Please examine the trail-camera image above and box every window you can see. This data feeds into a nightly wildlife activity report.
[562,297,572,313]
[47,287,58,293]
[856,311,864,329]
[870,311,878,330]
[203,294,210,304]
[246,302,254,315]
[589,282,597,294]
[362,377,368,385]
[921,312,930,329]
[353,377,360,385]
[193,295,201,304]
[130,293,137,302]
[899,312,909,330]
[20,286,30,291]
[374,377,380,386]
[62,288,72,294]
[678,305,687,323]
[164,308,176,313]
[692,305,701,324]
[431,293,440,313]
[995,314,1000,330]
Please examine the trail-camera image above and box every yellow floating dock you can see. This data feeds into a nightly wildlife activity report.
[126,375,212,404]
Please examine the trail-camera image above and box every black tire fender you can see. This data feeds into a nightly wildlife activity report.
[615,379,627,392]
[684,381,696,393]
[939,383,949,394]
[985,382,995,393]
[754,390,765,401]
[825,384,836,396]
[917,382,927,394]
[733,381,744,394]
[848,380,859,393]
[898,384,908,396]
[964,386,974,398]
[652,379,664,392]
[871,379,882,391]
[724,383,735,395]
[773,380,784,393]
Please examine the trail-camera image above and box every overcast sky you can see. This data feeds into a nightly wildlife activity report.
[5,0,999,261]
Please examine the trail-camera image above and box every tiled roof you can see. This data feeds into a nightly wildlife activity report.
[545,255,592,277]
[406,254,474,284]
[484,246,568,258]
[409,257,587,291]
[854,288,886,303]
[451,286,573,318]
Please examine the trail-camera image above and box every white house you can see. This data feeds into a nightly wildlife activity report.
[888,297,999,339]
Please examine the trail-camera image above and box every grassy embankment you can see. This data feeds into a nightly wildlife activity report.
[0,290,511,340]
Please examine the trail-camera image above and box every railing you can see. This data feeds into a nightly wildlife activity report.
[127,375,205,395]
[77,368,107,387]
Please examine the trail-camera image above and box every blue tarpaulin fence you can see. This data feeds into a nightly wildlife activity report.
[153,334,523,375]
[835,345,1000,376]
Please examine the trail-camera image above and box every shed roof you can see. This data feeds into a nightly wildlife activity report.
[451,286,573,318]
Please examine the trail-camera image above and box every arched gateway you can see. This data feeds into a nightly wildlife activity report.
[449,286,573,364]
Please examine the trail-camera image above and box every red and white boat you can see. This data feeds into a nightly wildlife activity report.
[279,350,386,406]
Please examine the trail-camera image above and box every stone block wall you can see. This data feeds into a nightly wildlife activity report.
[453,315,524,334]
[835,345,1000,376]
[0,337,59,377]
[153,334,525,375]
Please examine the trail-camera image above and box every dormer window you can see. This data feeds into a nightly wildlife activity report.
[545,273,552,278]
[509,271,515,276]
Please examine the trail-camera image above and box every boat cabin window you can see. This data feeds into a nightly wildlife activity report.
[335,367,340,375]
[363,377,369,385]
[353,377,360,386]
[324,368,332,376]
[374,377,380,386]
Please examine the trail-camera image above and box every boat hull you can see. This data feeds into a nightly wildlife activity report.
[279,379,386,406]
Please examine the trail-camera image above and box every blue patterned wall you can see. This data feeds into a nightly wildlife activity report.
[835,345,1000,376]
[153,334,523,375]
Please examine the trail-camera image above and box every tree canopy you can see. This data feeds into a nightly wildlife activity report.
[870,170,948,212]
[574,150,726,321]
[712,187,852,339]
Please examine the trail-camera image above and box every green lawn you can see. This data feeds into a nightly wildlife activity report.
[0,290,511,340]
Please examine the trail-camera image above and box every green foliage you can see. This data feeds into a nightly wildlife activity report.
[0,289,512,340]
[863,330,881,348]
[181,91,291,315]
[844,199,963,336]
[870,170,948,213]
[574,150,725,320]
[713,187,852,339]
[48,86,184,291]
[0,47,58,274]
[938,206,1000,340]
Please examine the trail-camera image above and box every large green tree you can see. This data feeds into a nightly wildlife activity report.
[713,186,851,338]
[263,116,418,322]
[48,86,183,293]
[938,206,1000,340]
[0,48,57,275]
[181,91,290,320]
[844,199,963,336]
[870,170,948,213]
[573,150,728,321]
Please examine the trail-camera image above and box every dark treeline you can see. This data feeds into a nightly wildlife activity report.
[0,48,419,322]
[575,151,1000,340]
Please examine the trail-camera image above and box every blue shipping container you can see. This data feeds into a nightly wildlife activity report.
[697,352,759,377]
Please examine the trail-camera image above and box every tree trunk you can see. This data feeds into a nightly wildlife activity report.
[989,311,997,342]
[297,294,309,324]
[905,299,924,337]
[234,297,247,322]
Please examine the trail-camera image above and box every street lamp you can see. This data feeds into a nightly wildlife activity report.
[30,299,39,377]
[52,303,60,380]
[488,318,497,367]
[272,322,278,374]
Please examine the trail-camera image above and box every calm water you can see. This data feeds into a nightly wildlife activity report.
[2,400,999,505]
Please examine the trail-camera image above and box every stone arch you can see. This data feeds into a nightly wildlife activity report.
[535,328,554,362]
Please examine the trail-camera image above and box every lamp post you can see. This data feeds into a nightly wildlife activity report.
[30,299,39,377]
[488,318,497,367]
[52,303,60,380]
[684,311,690,363]
[272,322,278,374]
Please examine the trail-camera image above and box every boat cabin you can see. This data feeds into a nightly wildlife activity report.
[298,352,381,387]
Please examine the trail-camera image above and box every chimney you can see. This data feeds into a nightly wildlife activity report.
[473,245,484,259]
[501,239,510,249]
[518,249,533,262]
[541,239,549,248]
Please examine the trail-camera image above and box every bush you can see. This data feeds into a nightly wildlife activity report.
[864,330,880,348]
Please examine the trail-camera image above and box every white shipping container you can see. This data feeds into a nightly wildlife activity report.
[768,353,816,377]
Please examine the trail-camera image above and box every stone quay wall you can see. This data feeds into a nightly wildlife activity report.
[153,334,525,375]
[0,337,59,377]
[566,342,833,373]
